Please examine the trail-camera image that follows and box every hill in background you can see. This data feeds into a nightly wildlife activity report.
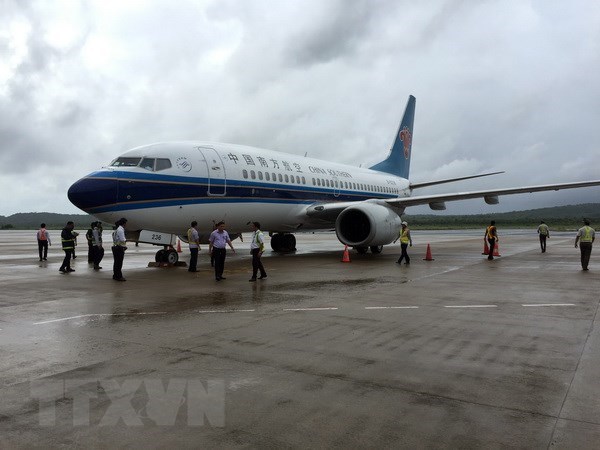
[1,203,598,230]
[0,212,93,230]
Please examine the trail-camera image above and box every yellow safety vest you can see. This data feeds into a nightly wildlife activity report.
[400,228,410,244]
[486,226,497,239]
[580,226,594,243]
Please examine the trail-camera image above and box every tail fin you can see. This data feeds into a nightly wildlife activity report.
[369,95,416,179]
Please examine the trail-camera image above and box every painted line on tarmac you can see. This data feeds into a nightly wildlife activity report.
[444,305,498,308]
[198,309,256,313]
[33,312,167,325]
[283,307,339,311]
[365,306,419,310]
[522,303,576,307]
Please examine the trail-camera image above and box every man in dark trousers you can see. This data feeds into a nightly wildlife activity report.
[59,221,77,273]
[112,218,128,281]
[485,220,498,260]
[187,221,200,272]
[208,221,235,281]
[575,219,595,271]
[249,222,267,281]
[36,223,51,261]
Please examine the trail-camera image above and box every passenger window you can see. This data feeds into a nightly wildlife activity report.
[296,176,301,184]
[258,171,263,180]
[251,170,256,179]
[265,172,270,181]
[278,174,283,182]
[243,169,248,179]
[290,175,294,183]
[155,158,172,171]
[302,177,306,184]
[284,174,289,183]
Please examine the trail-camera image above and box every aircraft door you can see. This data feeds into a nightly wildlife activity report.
[197,147,226,196]
[333,175,340,198]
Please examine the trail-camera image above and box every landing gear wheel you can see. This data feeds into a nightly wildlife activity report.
[370,245,383,254]
[355,246,368,254]
[155,249,167,263]
[166,249,179,264]
[271,233,296,252]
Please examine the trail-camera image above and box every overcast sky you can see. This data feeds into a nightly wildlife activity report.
[2,0,600,216]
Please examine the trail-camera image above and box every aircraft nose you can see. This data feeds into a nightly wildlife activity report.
[68,176,118,212]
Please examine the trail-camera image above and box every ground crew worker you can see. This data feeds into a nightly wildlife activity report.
[485,220,498,260]
[575,219,595,271]
[92,221,104,270]
[59,221,77,273]
[86,222,95,263]
[537,220,550,253]
[395,221,412,265]
[249,221,267,281]
[187,221,201,272]
[208,221,235,281]
[36,223,51,261]
[112,218,127,281]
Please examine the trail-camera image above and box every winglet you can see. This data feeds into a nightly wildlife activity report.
[369,95,416,179]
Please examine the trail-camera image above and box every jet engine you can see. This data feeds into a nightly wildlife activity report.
[335,203,402,247]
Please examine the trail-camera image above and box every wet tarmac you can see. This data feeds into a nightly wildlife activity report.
[1,229,599,448]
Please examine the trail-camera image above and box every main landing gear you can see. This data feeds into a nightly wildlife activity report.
[270,233,296,253]
[155,247,179,264]
[354,245,383,254]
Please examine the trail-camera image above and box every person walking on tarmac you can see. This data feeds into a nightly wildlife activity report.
[537,220,550,253]
[485,220,498,260]
[187,221,201,272]
[249,222,267,281]
[59,221,77,273]
[36,223,51,261]
[112,218,128,281]
[92,221,104,270]
[208,221,235,281]
[575,219,595,271]
[395,221,412,265]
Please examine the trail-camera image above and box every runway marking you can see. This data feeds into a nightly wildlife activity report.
[198,309,256,313]
[365,306,419,310]
[283,307,338,311]
[33,312,167,325]
[522,303,576,307]
[444,305,498,308]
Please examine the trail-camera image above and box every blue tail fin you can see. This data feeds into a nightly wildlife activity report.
[369,95,415,179]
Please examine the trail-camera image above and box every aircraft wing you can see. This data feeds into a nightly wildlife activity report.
[305,179,600,221]
[386,179,600,210]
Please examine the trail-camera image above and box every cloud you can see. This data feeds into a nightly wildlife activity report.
[1,0,600,216]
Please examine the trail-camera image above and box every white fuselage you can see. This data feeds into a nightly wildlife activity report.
[69,141,411,238]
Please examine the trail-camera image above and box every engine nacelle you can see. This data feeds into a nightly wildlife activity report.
[335,203,402,247]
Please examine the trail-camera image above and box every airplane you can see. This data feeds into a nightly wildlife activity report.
[68,95,600,264]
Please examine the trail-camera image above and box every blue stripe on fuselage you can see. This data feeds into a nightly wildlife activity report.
[84,171,398,214]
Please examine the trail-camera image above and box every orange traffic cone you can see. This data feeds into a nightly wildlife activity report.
[341,245,351,263]
[482,240,489,255]
[423,243,434,261]
[176,239,182,253]
[493,242,501,257]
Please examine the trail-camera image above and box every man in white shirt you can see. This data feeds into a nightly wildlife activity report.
[249,222,267,281]
[187,221,201,272]
[112,218,127,281]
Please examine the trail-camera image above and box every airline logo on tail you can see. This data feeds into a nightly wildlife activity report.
[400,127,412,159]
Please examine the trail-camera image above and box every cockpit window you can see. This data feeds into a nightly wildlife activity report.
[111,157,142,167]
[155,158,172,171]
[140,158,155,171]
